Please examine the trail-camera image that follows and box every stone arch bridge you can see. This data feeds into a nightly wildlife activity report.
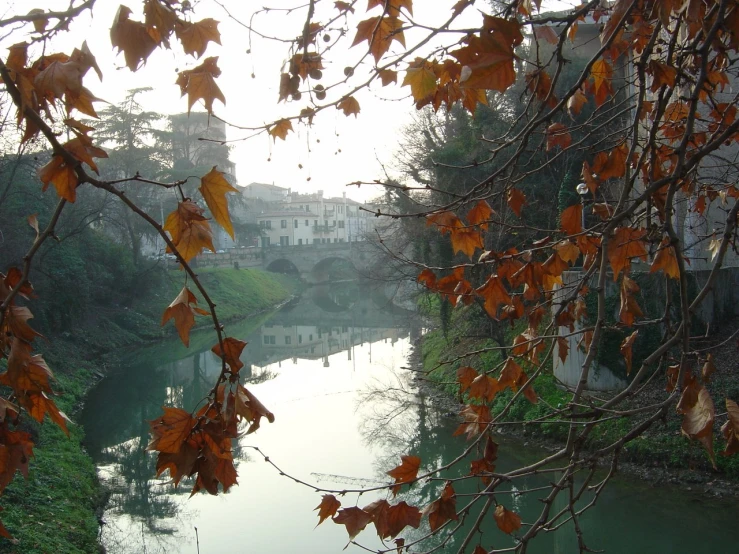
[261,241,381,282]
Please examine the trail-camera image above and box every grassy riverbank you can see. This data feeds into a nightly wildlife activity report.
[0,267,298,552]
[419,298,739,482]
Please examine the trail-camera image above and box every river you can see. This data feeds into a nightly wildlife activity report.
[81,284,739,553]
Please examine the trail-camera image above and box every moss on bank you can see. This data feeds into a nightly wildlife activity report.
[419,296,739,479]
[0,267,298,552]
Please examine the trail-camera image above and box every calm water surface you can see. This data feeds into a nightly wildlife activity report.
[82,286,739,553]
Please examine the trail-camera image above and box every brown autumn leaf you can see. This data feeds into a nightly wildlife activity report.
[507,188,526,217]
[269,119,293,141]
[37,155,79,202]
[367,0,413,16]
[647,60,677,92]
[378,69,398,86]
[161,286,209,347]
[452,19,519,93]
[110,5,157,71]
[163,201,216,262]
[0,426,34,491]
[546,122,571,151]
[453,404,492,439]
[34,60,83,100]
[387,454,421,495]
[472,547,488,554]
[721,399,739,456]
[467,200,494,230]
[619,275,644,327]
[426,211,462,233]
[494,504,522,534]
[333,507,372,539]
[457,366,478,393]
[176,56,225,114]
[352,16,405,63]
[608,227,648,280]
[22,391,71,435]
[315,494,341,526]
[468,374,501,403]
[560,204,582,236]
[450,226,483,257]
[403,58,438,101]
[556,336,569,363]
[147,406,197,454]
[499,357,522,389]
[199,166,238,239]
[211,337,247,373]
[364,499,421,539]
[679,384,716,468]
[620,330,638,375]
[424,482,458,532]
[234,385,275,434]
[417,268,436,288]
[338,96,361,117]
[567,88,587,117]
[177,18,221,58]
[554,240,580,265]
[649,239,680,279]
[476,275,511,319]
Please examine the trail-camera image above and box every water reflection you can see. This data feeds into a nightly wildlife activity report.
[82,283,419,553]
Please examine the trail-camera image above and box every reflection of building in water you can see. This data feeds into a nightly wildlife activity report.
[256,324,405,367]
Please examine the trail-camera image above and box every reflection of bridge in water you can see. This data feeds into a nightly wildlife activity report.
[164,285,419,387]
[194,241,383,283]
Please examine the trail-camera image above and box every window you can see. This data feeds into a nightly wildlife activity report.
[338,220,345,228]
[285,336,291,345]
[261,237,271,247]
[263,335,275,345]
[281,219,287,228]
[339,238,344,242]
[294,219,298,228]
[280,236,289,246]
[265,220,271,229]
[298,335,302,344]
[342,326,348,332]
[313,238,320,244]
[305,219,309,226]
[314,220,318,227]
[332,220,336,226]
[309,334,313,341]
[298,239,302,245]
[333,238,338,243]
[259,221,265,228]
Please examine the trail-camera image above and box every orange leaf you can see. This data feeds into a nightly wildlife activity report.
[364,499,421,539]
[649,239,680,279]
[467,200,493,230]
[37,155,78,202]
[424,482,457,532]
[417,268,436,288]
[494,504,522,534]
[468,374,501,403]
[457,366,478,393]
[147,407,196,454]
[269,119,293,142]
[235,385,275,434]
[567,88,587,117]
[352,16,405,63]
[387,454,421,495]
[163,200,216,262]
[338,96,360,117]
[450,226,483,257]
[426,211,462,234]
[315,494,341,526]
[556,336,569,363]
[199,167,238,239]
[608,227,648,280]
[176,18,221,58]
[619,276,643,326]
[499,357,522,389]
[507,188,526,217]
[402,59,438,102]
[333,507,372,539]
[176,56,225,114]
[620,330,638,375]
[211,337,247,373]
[453,404,491,439]
[553,240,580,265]
[476,275,511,318]
[161,286,208,347]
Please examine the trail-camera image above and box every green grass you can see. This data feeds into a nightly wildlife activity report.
[0,370,102,554]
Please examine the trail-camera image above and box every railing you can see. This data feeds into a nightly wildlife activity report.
[312,224,334,234]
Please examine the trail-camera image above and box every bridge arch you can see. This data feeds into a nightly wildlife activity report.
[310,256,357,282]
[265,258,300,277]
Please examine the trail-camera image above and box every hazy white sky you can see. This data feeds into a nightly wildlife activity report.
[1,0,574,201]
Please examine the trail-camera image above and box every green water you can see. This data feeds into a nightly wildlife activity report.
[81,287,739,553]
